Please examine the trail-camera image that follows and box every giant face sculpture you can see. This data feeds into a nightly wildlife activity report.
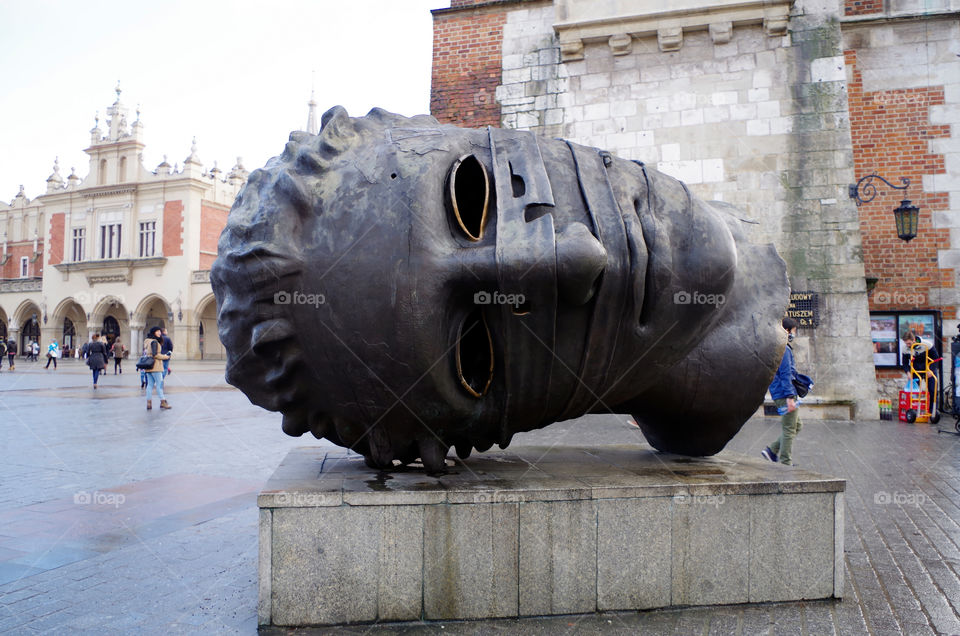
[212,107,789,473]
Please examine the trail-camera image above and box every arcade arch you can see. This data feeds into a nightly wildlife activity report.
[51,298,88,357]
[195,293,224,360]
[89,296,129,350]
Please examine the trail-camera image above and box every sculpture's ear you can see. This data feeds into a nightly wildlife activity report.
[317,105,357,155]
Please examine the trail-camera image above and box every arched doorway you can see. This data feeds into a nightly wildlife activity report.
[90,296,129,356]
[63,317,76,353]
[102,315,120,348]
[196,294,224,360]
[0,319,6,342]
[52,298,87,358]
[21,317,40,354]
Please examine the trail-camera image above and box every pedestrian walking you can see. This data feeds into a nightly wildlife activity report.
[139,341,148,390]
[6,339,17,371]
[45,340,60,369]
[30,340,39,362]
[161,328,173,378]
[762,317,803,466]
[85,333,109,389]
[111,339,126,374]
[143,326,171,410]
[0,339,6,371]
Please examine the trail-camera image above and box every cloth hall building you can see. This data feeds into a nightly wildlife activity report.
[0,88,249,360]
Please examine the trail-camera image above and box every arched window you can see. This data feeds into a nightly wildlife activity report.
[119,156,127,182]
[99,159,107,185]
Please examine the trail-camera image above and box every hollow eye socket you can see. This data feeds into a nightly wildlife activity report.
[455,308,494,398]
[447,154,490,242]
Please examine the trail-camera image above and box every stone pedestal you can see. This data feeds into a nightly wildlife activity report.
[258,446,845,627]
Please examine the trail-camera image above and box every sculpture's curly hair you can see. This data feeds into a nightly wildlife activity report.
[211,106,441,450]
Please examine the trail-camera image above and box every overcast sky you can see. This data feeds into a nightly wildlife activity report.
[0,0,441,203]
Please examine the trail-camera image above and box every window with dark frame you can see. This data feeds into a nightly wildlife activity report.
[139,221,156,258]
[100,223,122,259]
[72,227,85,261]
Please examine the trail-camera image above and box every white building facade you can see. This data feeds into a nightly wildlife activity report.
[0,87,249,360]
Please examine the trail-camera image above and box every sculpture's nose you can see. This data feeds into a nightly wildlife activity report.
[556,222,606,306]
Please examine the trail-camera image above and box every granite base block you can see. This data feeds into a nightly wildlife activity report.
[258,446,845,626]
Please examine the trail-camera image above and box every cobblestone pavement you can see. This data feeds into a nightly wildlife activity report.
[0,358,959,634]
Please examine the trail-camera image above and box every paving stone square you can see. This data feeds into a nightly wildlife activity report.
[1,358,959,634]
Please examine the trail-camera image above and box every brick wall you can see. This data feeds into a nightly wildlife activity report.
[847,49,951,318]
[162,200,184,257]
[47,213,64,266]
[199,201,229,270]
[1,243,37,278]
[431,2,508,126]
[845,0,883,16]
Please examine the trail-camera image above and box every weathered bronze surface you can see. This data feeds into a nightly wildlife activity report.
[212,107,789,473]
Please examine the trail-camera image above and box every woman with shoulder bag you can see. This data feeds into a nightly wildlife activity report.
[142,326,171,410]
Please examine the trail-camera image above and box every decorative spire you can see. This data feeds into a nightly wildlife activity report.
[306,88,318,135]
[114,81,122,104]
[228,156,249,185]
[67,167,80,186]
[46,158,64,192]
[156,154,171,176]
[184,137,202,166]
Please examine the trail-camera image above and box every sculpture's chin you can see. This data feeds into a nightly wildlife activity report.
[626,215,789,456]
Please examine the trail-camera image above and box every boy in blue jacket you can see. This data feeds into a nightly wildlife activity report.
[762,317,801,465]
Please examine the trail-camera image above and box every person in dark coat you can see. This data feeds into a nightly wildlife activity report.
[6,339,17,370]
[161,328,173,378]
[85,333,109,389]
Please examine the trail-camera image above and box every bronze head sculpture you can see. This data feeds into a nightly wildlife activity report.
[212,106,789,473]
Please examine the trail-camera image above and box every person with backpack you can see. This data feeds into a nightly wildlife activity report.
[762,316,805,466]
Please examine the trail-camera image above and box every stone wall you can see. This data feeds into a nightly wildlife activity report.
[434,0,881,416]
